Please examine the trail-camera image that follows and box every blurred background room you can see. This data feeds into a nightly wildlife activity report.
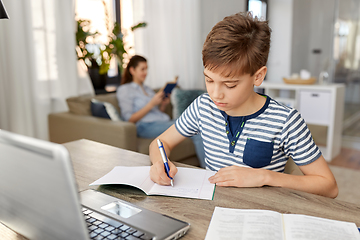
[0,0,359,166]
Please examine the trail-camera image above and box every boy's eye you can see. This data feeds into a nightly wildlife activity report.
[205,78,213,83]
[225,84,237,89]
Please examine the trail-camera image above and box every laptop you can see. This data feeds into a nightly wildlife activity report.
[0,130,190,240]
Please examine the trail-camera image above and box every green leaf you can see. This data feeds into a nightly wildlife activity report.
[131,22,147,31]
[75,17,146,75]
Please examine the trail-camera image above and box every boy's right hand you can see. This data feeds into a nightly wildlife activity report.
[150,159,178,186]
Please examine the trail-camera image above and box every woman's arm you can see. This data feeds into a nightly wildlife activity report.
[149,124,187,185]
[159,95,171,113]
[128,90,165,123]
[208,155,338,198]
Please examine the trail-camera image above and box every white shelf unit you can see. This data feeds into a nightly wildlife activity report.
[256,82,345,162]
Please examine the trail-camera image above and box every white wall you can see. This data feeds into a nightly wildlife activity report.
[266,0,293,82]
[200,0,247,44]
[133,0,292,86]
[132,0,204,90]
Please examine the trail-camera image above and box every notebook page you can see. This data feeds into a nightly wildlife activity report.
[89,166,216,200]
[149,167,216,200]
[89,166,154,193]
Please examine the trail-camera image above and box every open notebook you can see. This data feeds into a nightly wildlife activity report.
[90,166,216,200]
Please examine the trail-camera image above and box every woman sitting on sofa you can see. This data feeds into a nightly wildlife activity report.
[116,55,205,167]
[116,55,173,138]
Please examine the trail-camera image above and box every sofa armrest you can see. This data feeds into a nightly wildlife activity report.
[48,112,137,151]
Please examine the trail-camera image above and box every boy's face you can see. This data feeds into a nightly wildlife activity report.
[204,67,266,116]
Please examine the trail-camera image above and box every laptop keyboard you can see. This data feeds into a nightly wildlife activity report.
[82,207,153,240]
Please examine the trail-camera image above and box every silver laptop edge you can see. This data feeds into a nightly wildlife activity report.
[0,130,190,240]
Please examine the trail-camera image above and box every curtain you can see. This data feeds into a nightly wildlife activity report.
[0,0,94,140]
[131,0,205,90]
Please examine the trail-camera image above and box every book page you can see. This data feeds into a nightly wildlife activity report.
[205,207,284,240]
[149,167,216,200]
[283,214,360,240]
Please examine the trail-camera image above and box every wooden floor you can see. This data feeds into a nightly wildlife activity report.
[329,148,360,170]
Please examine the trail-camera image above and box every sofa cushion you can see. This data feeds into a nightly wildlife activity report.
[90,99,122,121]
[93,93,120,114]
[171,89,206,119]
[66,94,93,115]
[66,93,120,116]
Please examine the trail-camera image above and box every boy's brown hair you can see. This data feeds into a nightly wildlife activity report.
[202,12,271,77]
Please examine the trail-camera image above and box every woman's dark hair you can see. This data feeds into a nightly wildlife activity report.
[121,55,147,84]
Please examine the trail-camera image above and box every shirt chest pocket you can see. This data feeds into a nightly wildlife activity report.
[243,138,274,168]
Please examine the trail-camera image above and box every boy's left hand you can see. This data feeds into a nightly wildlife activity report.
[208,166,266,188]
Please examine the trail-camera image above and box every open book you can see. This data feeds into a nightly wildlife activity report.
[205,207,360,240]
[90,166,216,200]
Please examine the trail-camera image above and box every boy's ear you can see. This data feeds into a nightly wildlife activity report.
[253,66,267,87]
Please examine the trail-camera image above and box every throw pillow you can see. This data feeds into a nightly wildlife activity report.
[90,99,122,121]
[66,94,93,115]
[171,88,206,119]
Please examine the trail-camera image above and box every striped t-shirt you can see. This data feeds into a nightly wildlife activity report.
[175,93,321,172]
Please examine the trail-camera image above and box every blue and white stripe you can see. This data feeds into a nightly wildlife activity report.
[175,93,321,172]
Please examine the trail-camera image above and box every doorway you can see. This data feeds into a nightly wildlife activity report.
[334,0,360,141]
[291,0,360,148]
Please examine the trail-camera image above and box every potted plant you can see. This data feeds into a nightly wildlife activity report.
[75,15,146,90]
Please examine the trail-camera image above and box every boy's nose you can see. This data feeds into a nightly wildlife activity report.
[212,85,224,99]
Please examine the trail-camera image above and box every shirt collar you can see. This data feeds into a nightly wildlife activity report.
[130,81,140,88]
[220,94,271,120]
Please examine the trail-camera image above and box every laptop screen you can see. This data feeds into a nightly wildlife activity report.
[0,130,89,240]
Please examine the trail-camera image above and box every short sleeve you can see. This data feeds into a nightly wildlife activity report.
[281,109,322,166]
[175,95,201,137]
[116,85,134,121]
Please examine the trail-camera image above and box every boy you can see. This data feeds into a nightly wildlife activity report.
[149,12,338,198]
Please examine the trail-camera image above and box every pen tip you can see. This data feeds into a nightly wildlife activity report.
[171,180,174,187]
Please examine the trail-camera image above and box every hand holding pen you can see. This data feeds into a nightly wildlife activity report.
[157,139,174,187]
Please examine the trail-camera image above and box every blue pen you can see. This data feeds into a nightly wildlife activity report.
[157,139,174,187]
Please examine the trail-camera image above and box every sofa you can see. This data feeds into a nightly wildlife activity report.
[48,91,202,166]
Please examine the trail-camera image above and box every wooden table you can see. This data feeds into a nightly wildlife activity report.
[2,139,360,239]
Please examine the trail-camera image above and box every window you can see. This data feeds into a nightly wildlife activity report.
[247,0,268,20]
[75,0,119,78]
[31,0,58,81]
